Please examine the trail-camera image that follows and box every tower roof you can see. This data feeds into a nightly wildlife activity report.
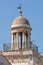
[11,16,31,28]
[11,5,31,29]
[12,16,30,25]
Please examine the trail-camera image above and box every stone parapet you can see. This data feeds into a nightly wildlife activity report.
[2,50,33,56]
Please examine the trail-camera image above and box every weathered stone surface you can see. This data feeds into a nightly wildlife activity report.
[0,55,11,65]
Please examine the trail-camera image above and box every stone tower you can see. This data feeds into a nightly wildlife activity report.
[2,6,42,65]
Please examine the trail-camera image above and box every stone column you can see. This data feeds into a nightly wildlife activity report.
[26,35,28,48]
[26,33,31,49]
[28,33,31,48]
[22,32,25,49]
[15,33,19,50]
[11,34,14,50]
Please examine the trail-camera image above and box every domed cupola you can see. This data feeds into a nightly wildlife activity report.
[11,16,30,28]
[11,5,31,30]
[11,6,32,50]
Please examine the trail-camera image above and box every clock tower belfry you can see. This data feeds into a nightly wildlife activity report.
[11,6,32,50]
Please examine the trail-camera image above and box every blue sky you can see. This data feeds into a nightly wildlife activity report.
[0,0,43,55]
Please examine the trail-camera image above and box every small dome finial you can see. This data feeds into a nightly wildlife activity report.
[17,4,22,16]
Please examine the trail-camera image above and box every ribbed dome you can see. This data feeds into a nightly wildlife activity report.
[12,16,30,25]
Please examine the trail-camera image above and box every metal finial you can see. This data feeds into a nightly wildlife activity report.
[17,5,22,16]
